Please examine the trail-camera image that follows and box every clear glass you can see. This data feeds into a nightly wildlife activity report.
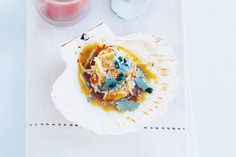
[35,0,90,26]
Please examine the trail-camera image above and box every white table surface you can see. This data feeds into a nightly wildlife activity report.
[0,0,236,157]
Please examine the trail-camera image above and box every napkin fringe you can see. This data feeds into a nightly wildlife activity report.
[26,123,186,131]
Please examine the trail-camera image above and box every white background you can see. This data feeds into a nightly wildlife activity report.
[0,0,236,157]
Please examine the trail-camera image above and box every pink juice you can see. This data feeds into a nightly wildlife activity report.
[37,0,90,25]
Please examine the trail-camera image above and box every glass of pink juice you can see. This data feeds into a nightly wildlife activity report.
[36,0,90,25]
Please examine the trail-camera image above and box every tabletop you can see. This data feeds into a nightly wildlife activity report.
[0,0,236,157]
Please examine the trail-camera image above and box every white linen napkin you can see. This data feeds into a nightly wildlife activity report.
[26,0,197,156]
